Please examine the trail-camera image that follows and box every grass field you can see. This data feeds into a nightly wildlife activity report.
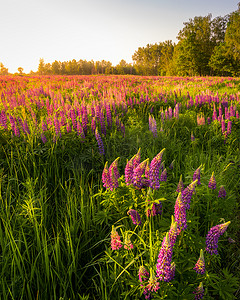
[0,75,239,299]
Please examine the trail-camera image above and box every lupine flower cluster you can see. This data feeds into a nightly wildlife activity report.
[208,172,216,190]
[149,149,165,189]
[193,282,204,300]
[206,221,231,255]
[182,179,198,209]
[193,166,201,185]
[218,185,226,198]
[146,200,162,218]
[102,158,120,191]
[110,226,122,250]
[193,249,205,274]
[127,209,142,225]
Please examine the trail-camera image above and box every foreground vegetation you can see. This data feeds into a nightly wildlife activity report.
[0,75,239,299]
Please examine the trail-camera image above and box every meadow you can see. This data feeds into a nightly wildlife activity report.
[0,75,239,299]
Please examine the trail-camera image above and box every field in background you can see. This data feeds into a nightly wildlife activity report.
[0,75,239,299]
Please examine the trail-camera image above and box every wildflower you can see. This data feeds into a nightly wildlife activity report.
[193,282,204,300]
[149,149,165,189]
[174,192,187,234]
[206,221,231,255]
[41,133,47,144]
[176,175,184,193]
[193,249,205,275]
[127,209,141,226]
[149,115,157,137]
[169,262,175,281]
[95,128,104,155]
[169,160,175,170]
[124,234,134,250]
[132,159,149,189]
[110,226,122,250]
[125,155,136,185]
[182,179,198,209]
[191,132,195,141]
[227,120,232,135]
[208,172,216,190]
[144,274,160,298]
[102,162,110,189]
[193,166,201,185]
[160,168,167,182]
[138,266,149,283]
[146,200,162,218]
[218,185,226,198]
[156,232,174,282]
[169,216,178,246]
[109,157,120,190]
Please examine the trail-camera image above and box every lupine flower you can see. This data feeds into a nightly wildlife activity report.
[208,172,216,190]
[149,115,157,137]
[193,166,201,185]
[174,192,187,234]
[138,266,149,283]
[206,221,231,255]
[227,120,232,135]
[41,133,47,144]
[168,262,175,281]
[160,168,167,182]
[146,200,162,218]
[125,155,136,185]
[95,128,104,155]
[133,148,141,169]
[149,148,165,189]
[193,249,205,274]
[191,132,195,141]
[193,282,204,300]
[109,157,120,190]
[182,179,198,209]
[176,175,185,193]
[124,234,134,250]
[169,160,175,170]
[144,274,160,299]
[127,209,141,225]
[102,162,110,189]
[218,185,226,198]
[110,226,122,250]
[156,232,174,282]
[168,216,178,246]
[132,159,149,189]
[221,117,226,134]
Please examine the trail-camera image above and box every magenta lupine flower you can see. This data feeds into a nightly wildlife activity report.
[133,148,141,169]
[218,185,226,198]
[221,117,226,134]
[169,216,178,246]
[41,133,47,144]
[176,175,185,193]
[132,159,149,189]
[109,157,120,190]
[144,274,160,299]
[206,221,231,255]
[193,249,205,275]
[102,162,110,189]
[91,117,96,133]
[149,115,157,137]
[193,166,201,185]
[111,226,122,250]
[138,266,149,283]
[95,128,104,155]
[174,193,187,234]
[127,209,141,225]
[182,179,198,209]
[125,155,136,185]
[146,201,162,218]
[149,149,165,190]
[193,282,204,300]
[168,262,175,281]
[208,172,216,190]
[156,232,174,282]
[160,168,167,182]
[227,120,232,135]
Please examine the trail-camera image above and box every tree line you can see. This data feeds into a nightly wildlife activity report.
[1,3,239,77]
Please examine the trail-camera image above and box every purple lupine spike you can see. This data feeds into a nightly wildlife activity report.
[146,200,162,218]
[125,155,136,186]
[132,159,149,189]
[227,120,232,135]
[91,117,96,133]
[99,111,106,136]
[168,262,175,282]
[133,148,141,169]
[149,148,165,190]
[176,175,185,193]
[218,185,226,198]
[169,160,175,170]
[206,221,231,255]
[174,192,187,234]
[41,133,47,144]
[0,110,8,129]
[111,226,122,250]
[70,108,77,129]
[193,166,201,185]
[106,104,112,129]
[191,132,195,141]
[160,168,167,182]
[127,209,141,225]
[169,216,178,246]
[208,172,216,190]
[193,249,205,274]
[95,128,104,155]
[123,234,133,250]
[156,232,174,282]
[23,120,30,135]
[138,266,149,283]
[182,179,198,209]
[54,116,61,138]
[193,282,204,300]
[149,115,157,137]
[221,117,226,134]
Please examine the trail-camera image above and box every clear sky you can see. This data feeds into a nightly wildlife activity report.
[0,0,239,73]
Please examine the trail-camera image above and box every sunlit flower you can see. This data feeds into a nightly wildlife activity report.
[127,209,141,225]
[218,185,226,198]
[208,172,216,190]
[206,221,230,255]
[193,282,204,300]
[110,226,122,250]
[193,249,205,274]
[174,192,187,234]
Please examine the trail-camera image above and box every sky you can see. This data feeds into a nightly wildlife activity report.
[0,0,239,73]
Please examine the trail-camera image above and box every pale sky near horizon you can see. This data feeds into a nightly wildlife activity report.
[0,0,239,73]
